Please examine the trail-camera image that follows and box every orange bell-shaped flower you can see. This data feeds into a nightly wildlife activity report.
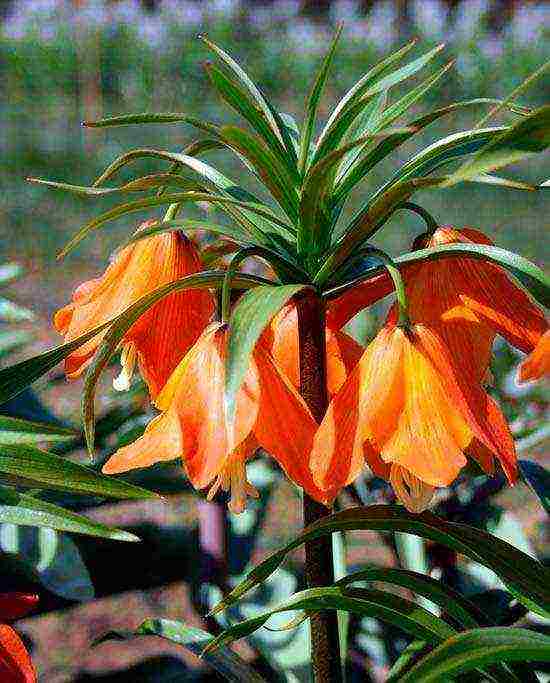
[103,322,325,512]
[0,593,38,683]
[327,226,548,383]
[310,317,517,512]
[263,304,364,398]
[54,222,215,398]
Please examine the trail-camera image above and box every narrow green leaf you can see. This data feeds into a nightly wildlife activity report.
[211,506,550,618]
[28,174,202,197]
[0,416,77,445]
[0,484,139,541]
[334,99,529,202]
[519,460,550,515]
[82,112,196,127]
[0,444,157,499]
[316,39,419,155]
[57,190,292,259]
[137,619,268,683]
[225,284,309,420]
[475,59,550,129]
[336,567,487,629]
[0,270,268,406]
[199,35,292,155]
[446,105,550,185]
[125,218,251,246]
[299,24,343,173]
[216,125,299,221]
[204,63,299,182]
[399,628,550,683]
[207,586,456,653]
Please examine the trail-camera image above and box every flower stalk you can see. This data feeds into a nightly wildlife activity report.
[297,290,343,683]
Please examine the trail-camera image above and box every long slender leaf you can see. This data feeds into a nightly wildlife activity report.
[207,586,457,653]
[337,567,487,628]
[334,99,529,201]
[315,40,434,158]
[211,506,550,617]
[0,484,139,541]
[57,190,292,259]
[204,62,299,182]
[82,112,197,127]
[446,104,550,185]
[199,35,293,157]
[0,416,77,445]
[0,270,268,406]
[125,218,251,246]
[225,284,309,420]
[0,444,157,499]
[399,628,550,683]
[299,24,343,173]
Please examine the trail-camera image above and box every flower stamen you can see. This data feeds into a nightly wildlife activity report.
[113,342,137,392]
[207,456,259,514]
[390,464,435,513]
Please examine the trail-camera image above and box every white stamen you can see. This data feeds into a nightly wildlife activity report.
[390,464,435,513]
[207,457,259,514]
[113,342,137,392]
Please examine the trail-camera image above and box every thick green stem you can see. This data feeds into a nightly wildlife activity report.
[297,291,343,683]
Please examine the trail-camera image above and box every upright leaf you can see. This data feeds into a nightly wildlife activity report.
[225,284,309,419]
[299,25,343,173]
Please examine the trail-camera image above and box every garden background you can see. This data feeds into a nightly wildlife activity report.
[0,1,548,680]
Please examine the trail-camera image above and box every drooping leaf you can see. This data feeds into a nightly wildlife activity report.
[399,628,550,683]
[446,105,550,185]
[207,586,457,653]
[321,228,550,309]
[0,443,157,499]
[0,484,139,541]
[0,416,77,445]
[0,270,267,406]
[336,566,487,629]
[82,112,197,127]
[211,506,550,618]
[137,619,268,683]
[225,284,309,419]
[519,460,550,515]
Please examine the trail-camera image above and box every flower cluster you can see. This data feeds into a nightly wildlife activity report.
[56,223,548,513]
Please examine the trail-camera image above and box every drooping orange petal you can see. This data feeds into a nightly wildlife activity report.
[0,595,38,623]
[518,330,550,383]
[326,271,395,331]
[56,225,215,396]
[103,323,259,490]
[310,325,405,500]
[378,326,471,487]
[0,625,36,683]
[419,323,517,483]
[253,342,327,504]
